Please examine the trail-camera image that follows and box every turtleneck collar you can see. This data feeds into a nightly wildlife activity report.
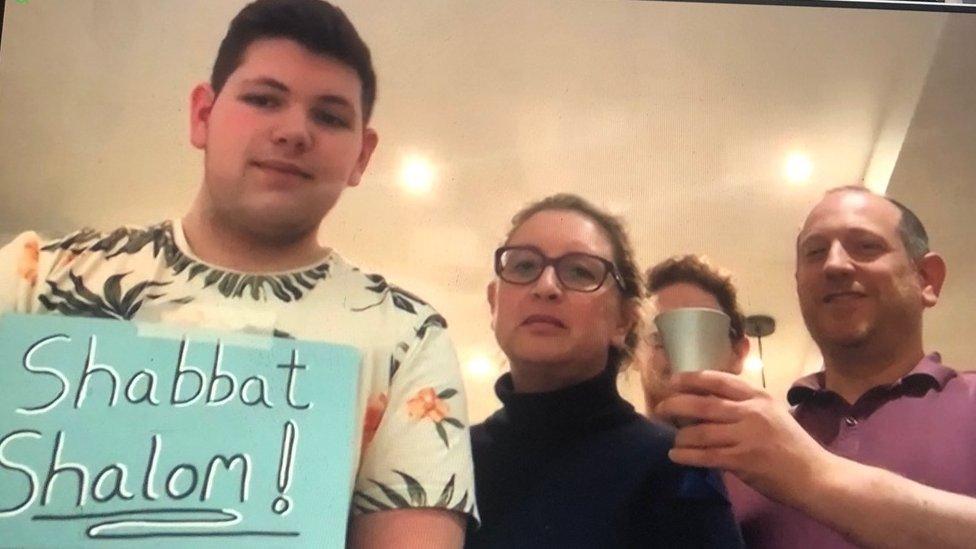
[489,362,636,438]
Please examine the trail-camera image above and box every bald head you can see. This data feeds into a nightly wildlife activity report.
[799,187,930,262]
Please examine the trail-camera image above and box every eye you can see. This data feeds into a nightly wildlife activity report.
[844,238,887,260]
[512,259,539,273]
[567,265,598,282]
[804,246,827,259]
[311,108,351,129]
[560,256,601,282]
[501,250,542,280]
[241,93,280,109]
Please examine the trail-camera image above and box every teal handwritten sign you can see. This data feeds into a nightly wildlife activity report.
[0,314,361,548]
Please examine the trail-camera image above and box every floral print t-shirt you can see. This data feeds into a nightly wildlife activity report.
[0,220,478,522]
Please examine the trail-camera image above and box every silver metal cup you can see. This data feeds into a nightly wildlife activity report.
[654,307,733,374]
[654,307,733,427]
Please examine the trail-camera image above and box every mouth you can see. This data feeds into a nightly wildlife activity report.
[252,160,313,180]
[823,291,866,304]
[521,315,567,328]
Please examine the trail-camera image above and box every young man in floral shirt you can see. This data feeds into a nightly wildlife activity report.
[0,1,476,546]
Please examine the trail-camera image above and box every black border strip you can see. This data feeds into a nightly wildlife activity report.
[652,0,976,14]
[0,0,8,63]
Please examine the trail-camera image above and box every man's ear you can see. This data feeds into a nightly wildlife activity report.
[730,336,750,376]
[346,128,379,188]
[190,83,216,150]
[917,252,947,308]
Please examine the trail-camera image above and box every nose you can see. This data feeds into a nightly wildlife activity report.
[270,106,313,154]
[823,240,855,279]
[530,265,563,301]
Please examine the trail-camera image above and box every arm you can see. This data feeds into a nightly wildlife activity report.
[810,454,976,549]
[348,508,465,549]
[350,311,477,546]
[669,472,745,549]
[626,466,744,548]
[0,231,42,314]
[656,371,976,549]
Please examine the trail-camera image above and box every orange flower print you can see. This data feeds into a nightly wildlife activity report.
[361,393,388,454]
[407,387,450,423]
[56,251,81,270]
[406,387,463,448]
[16,239,39,285]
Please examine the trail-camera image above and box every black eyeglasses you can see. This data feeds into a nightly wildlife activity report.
[494,246,625,292]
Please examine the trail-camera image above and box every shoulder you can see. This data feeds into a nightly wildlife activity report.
[943,368,976,400]
[2,225,162,312]
[40,222,170,255]
[1,230,42,273]
[328,254,449,335]
[0,231,44,307]
[469,410,506,451]
[32,222,175,276]
[609,413,677,458]
[922,356,976,398]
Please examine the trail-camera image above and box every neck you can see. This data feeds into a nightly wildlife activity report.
[821,333,925,404]
[182,200,327,273]
[509,357,608,394]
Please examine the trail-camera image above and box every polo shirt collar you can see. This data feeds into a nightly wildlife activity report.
[787,352,955,406]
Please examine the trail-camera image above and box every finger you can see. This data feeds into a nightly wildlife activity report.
[673,422,739,449]
[671,370,757,401]
[655,393,740,424]
[668,446,733,470]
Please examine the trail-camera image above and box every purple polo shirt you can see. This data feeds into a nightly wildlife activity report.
[728,353,976,548]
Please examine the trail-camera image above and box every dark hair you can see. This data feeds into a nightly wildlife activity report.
[504,193,644,365]
[211,0,377,121]
[646,255,746,341]
[825,185,930,260]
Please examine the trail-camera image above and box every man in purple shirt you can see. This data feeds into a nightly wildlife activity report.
[656,185,976,548]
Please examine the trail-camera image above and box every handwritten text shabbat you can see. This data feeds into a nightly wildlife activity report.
[0,334,310,518]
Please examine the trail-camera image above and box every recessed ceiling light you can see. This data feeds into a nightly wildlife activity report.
[464,355,497,380]
[400,155,435,194]
[744,354,765,374]
[785,152,813,184]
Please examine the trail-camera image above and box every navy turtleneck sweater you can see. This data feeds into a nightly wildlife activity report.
[466,366,743,548]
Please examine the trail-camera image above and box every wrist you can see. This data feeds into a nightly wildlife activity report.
[795,450,853,516]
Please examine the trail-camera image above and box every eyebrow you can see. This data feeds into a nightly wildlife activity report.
[796,232,824,248]
[797,227,885,249]
[241,77,356,109]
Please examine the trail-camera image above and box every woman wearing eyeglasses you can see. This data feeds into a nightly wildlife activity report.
[465,194,742,548]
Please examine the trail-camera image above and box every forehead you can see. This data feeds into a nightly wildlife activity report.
[798,191,902,244]
[507,209,614,258]
[228,38,362,102]
[653,282,722,313]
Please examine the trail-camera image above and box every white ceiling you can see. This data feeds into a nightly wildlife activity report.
[1,0,973,422]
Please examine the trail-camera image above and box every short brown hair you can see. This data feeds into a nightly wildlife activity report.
[646,255,746,341]
[504,193,644,365]
[212,0,377,121]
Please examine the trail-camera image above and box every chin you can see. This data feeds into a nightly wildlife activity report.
[249,208,322,241]
[511,350,568,366]
[505,340,571,367]
[817,328,871,349]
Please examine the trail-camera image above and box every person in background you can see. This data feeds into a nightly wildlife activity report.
[657,186,976,548]
[641,254,750,418]
[466,193,743,548]
[0,1,476,546]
